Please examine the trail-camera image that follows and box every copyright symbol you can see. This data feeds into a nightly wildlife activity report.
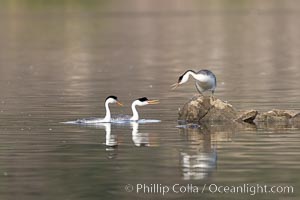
[125,184,134,192]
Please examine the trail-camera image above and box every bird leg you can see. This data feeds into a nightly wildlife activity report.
[195,83,204,96]
[210,90,216,101]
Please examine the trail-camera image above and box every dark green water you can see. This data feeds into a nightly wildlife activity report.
[0,0,299,199]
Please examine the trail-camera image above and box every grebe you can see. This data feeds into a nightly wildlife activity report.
[113,97,159,122]
[71,95,123,124]
[130,97,159,121]
[171,69,217,96]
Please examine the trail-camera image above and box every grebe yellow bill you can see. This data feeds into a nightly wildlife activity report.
[171,69,217,96]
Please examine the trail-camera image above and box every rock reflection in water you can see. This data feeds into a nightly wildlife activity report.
[178,125,219,180]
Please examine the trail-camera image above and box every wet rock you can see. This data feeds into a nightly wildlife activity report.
[255,109,297,122]
[178,96,300,125]
[178,96,237,123]
[236,110,258,123]
[291,113,300,123]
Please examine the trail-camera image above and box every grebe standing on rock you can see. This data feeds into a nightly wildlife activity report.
[171,69,217,96]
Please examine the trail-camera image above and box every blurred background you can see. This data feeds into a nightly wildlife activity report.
[0,0,299,199]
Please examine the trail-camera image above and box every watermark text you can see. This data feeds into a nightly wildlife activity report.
[124,183,294,196]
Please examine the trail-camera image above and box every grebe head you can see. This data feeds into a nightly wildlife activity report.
[105,95,123,106]
[171,70,195,90]
[134,97,159,106]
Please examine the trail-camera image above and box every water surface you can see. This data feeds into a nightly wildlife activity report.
[0,0,300,199]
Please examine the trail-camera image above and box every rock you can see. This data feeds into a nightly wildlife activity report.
[178,96,300,125]
[291,113,300,123]
[178,96,237,123]
[255,109,297,122]
[236,110,258,123]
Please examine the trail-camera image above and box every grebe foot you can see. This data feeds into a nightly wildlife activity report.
[210,91,216,101]
[210,94,216,101]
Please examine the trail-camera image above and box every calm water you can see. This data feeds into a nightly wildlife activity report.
[0,0,300,199]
